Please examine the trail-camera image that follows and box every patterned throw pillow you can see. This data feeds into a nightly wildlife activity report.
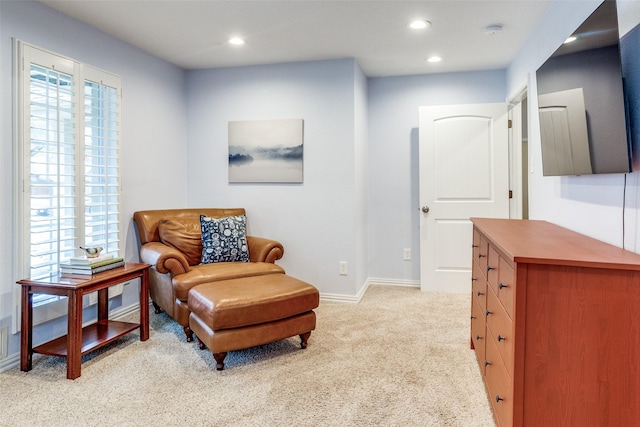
[200,214,250,263]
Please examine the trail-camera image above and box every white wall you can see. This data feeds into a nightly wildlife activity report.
[507,0,640,250]
[185,58,366,297]
[0,1,187,360]
[366,70,507,282]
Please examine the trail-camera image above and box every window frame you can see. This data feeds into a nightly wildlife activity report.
[13,40,123,329]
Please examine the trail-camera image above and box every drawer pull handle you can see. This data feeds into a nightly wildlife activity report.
[472,244,479,248]
[499,283,508,289]
[471,315,476,320]
[484,360,491,367]
[486,310,492,316]
[471,277,477,282]
[478,254,486,258]
[477,291,484,297]
[476,335,483,340]
[495,395,504,403]
[487,266,495,271]
[498,335,506,342]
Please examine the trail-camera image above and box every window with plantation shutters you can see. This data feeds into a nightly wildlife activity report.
[17,41,122,310]
[82,74,121,259]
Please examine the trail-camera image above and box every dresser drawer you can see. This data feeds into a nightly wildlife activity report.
[477,235,489,275]
[485,337,513,427]
[472,261,487,311]
[473,228,481,262]
[471,296,487,374]
[486,286,514,377]
[487,244,499,287]
[497,257,514,319]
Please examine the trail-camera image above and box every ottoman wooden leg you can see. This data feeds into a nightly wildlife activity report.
[183,326,194,342]
[300,331,311,349]
[196,336,207,350]
[213,352,227,371]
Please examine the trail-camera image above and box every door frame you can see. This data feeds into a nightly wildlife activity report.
[508,82,528,220]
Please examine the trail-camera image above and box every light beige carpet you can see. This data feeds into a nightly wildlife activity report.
[0,286,495,426]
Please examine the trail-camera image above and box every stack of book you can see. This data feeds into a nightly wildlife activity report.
[59,253,125,276]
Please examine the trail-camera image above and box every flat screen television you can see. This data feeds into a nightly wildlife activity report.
[536,0,633,176]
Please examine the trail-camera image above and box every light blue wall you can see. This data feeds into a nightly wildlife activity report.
[366,71,506,282]
[506,0,599,94]
[183,60,507,293]
[0,1,187,361]
[185,58,365,297]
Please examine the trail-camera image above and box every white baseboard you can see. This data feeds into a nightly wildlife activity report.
[0,352,19,373]
[320,280,369,303]
[319,277,420,303]
[367,277,420,288]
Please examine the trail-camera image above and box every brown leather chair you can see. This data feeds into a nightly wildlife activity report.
[133,208,285,341]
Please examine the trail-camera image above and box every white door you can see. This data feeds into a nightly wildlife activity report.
[419,103,509,293]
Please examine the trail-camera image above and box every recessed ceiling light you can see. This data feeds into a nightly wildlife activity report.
[427,56,442,63]
[564,36,577,44]
[409,20,431,30]
[228,37,246,46]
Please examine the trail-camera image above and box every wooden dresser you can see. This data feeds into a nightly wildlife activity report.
[470,218,640,427]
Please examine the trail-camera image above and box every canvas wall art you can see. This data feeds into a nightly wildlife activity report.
[228,118,304,183]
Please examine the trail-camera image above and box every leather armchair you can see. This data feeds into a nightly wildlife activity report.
[133,208,285,341]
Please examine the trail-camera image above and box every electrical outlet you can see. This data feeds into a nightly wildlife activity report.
[339,261,348,275]
[403,248,412,261]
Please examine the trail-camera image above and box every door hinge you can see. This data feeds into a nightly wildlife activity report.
[508,119,512,129]
[509,190,513,199]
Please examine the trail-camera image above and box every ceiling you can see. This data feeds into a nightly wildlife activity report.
[39,0,555,77]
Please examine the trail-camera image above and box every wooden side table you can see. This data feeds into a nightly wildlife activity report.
[18,262,150,380]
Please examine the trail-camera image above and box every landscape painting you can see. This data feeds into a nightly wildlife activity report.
[228,118,304,183]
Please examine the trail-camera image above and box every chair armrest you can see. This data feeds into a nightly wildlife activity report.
[139,242,190,276]
[247,236,284,263]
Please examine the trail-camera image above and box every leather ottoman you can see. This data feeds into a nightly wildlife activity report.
[187,273,319,370]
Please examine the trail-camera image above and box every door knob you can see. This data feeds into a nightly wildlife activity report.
[421,206,430,213]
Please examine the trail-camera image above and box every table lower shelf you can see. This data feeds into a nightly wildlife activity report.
[33,320,140,357]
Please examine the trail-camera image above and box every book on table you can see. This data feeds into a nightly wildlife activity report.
[59,257,125,275]
[68,253,114,265]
